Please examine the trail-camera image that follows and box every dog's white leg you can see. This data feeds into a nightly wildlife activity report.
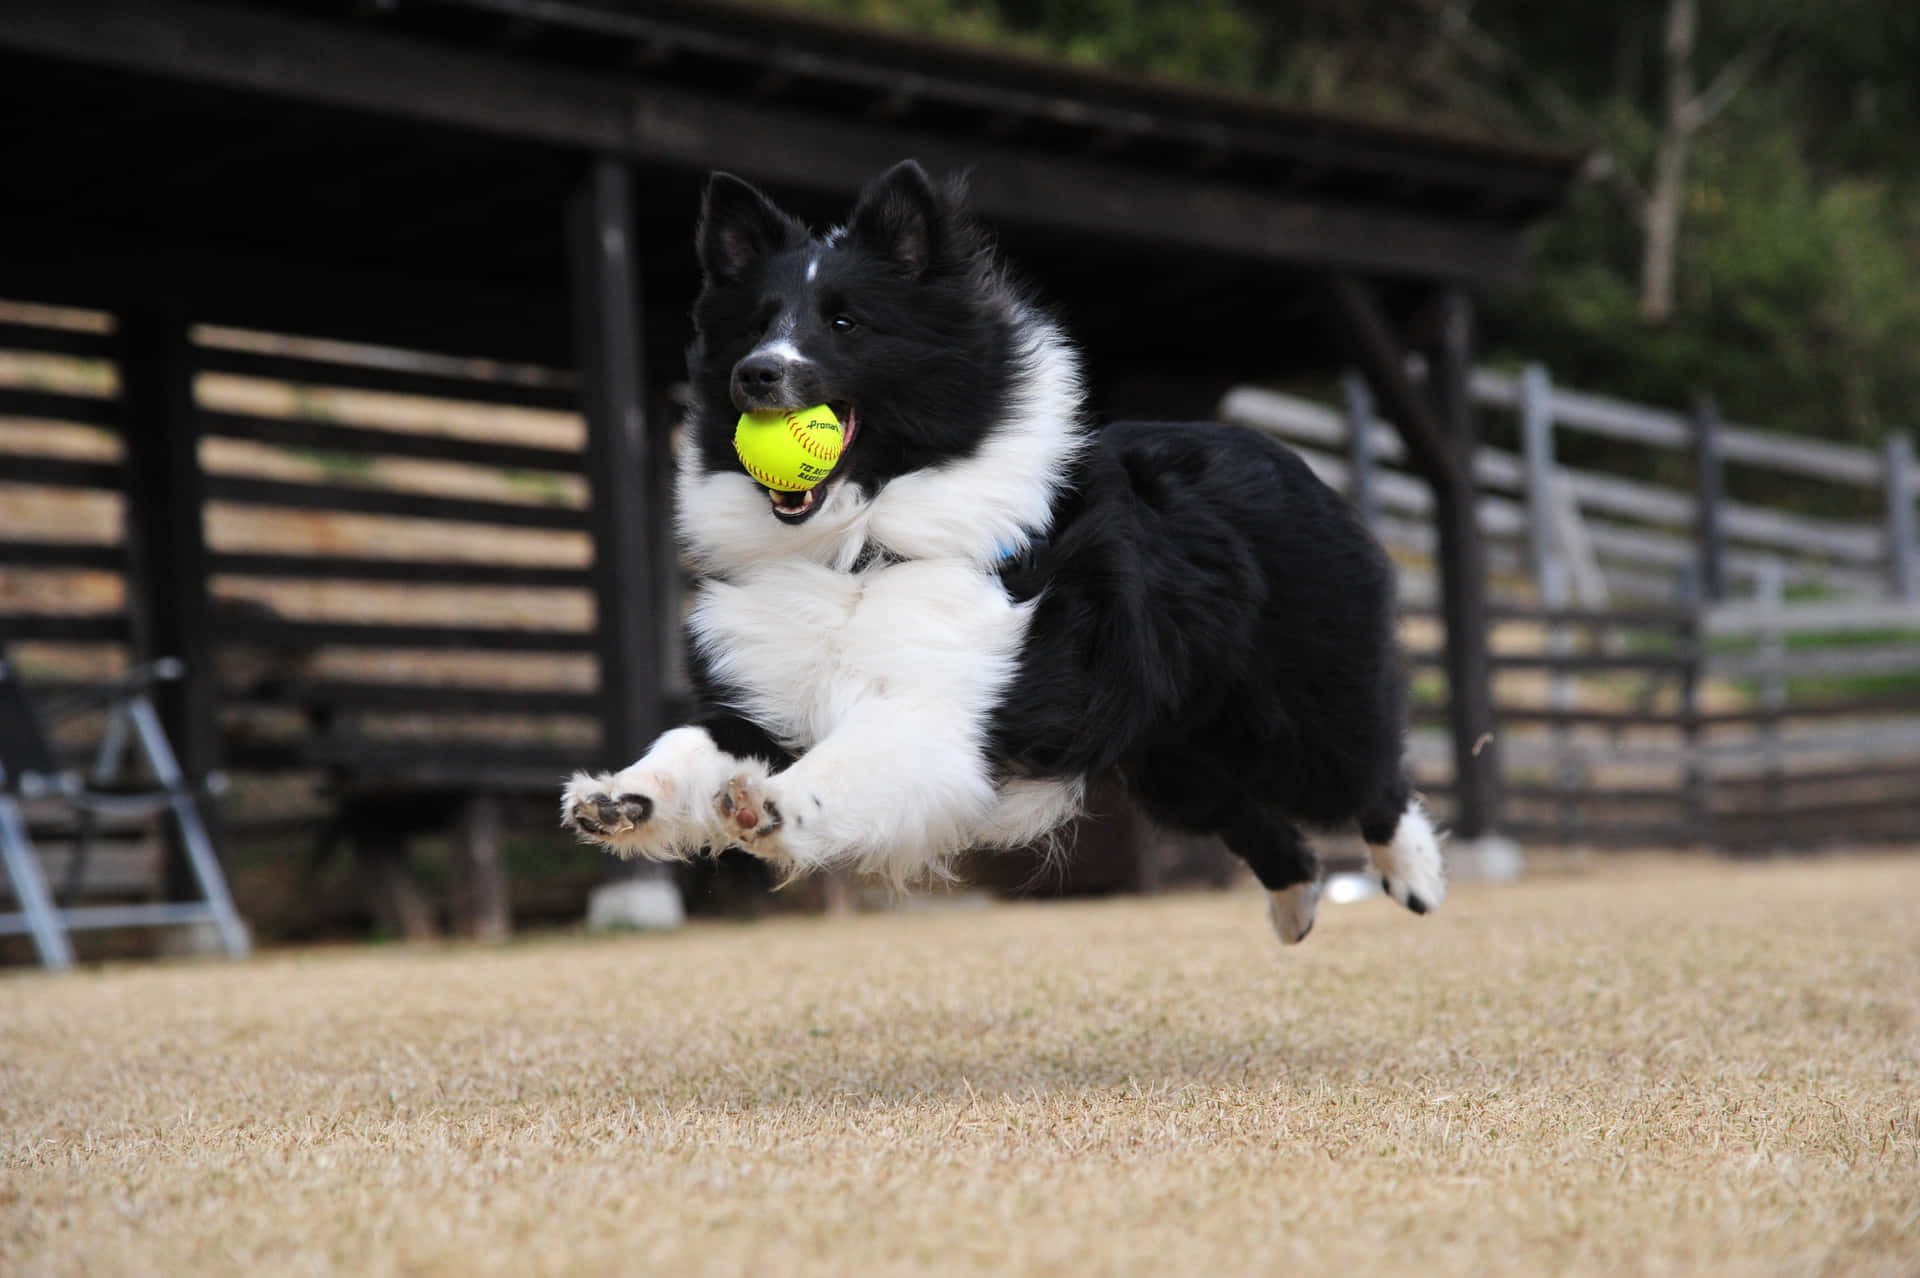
[1367,797,1446,914]
[715,700,997,880]
[562,726,744,860]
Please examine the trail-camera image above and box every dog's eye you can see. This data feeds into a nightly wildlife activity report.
[831,315,858,334]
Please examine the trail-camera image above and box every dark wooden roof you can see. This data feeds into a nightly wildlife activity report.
[0,0,1581,382]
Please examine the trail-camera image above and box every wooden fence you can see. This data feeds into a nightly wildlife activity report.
[1224,365,1917,607]
[1225,368,1920,849]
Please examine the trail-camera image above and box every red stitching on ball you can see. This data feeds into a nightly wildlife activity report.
[737,452,797,491]
[785,412,841,462]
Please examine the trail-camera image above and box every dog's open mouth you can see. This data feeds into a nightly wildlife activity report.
[765,403,857,523]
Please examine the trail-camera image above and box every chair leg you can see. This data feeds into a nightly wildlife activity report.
[0,797,75,970]
[125,696,250,959]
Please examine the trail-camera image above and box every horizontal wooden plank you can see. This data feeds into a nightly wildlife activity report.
[214,616,597,652]
[225,738,586,774]
[1500,820,1706,847]
[1401,602,1694,630]
[199,409,583,473]
[1502,784,1691,807]
[1700,691,1920,726]
[0,539,124,570]
[0,320,114,359]
[1580,515,1880,592]
[207,551,590,588]
[1412,704,1697,729]
[231,681,599,715]
[1710,644,1920,681]
[1711,795,1920,826]
[1473,369,1885,487]
[1705,599,1920,639]
[203,474,587,528]
[1713,761,1920,797]
[0,454,122,490]
[0,386,118,428]
[196,344,578,411]
[1406,649,1697,674]
[0,613,129,642]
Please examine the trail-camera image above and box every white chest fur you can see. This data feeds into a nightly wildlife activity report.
[688,558,1032,753]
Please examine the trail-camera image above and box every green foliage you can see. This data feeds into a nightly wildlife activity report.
[773,0,1920,446]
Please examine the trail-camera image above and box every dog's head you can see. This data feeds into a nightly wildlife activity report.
[686,160,1020,526]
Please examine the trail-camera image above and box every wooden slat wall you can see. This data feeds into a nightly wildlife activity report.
[2,302,606,784]
[0,310,127,721]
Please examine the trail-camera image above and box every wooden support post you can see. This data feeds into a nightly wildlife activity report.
[569,156,662,768]
[1692,394,1728,603]
[1340,371,1379,529]
[118,303,226,901]
[453,793,511,943]
[1676,588,1711,846]
[1422,287,1501,839]
[1329,277,1499,838]
[1884,431,1917,601]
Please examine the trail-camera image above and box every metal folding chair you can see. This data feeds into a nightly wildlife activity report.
[0,654,249,969]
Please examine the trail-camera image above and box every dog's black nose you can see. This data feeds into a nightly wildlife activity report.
[732,352,797,410]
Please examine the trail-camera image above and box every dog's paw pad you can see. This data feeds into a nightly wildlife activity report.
[717,772,782,846]
[562,774,655,841]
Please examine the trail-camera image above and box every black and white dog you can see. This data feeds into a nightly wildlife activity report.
[562,160,1443,944]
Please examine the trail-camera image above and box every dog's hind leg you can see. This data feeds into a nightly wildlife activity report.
[1358,781,1445,916]
[1125,749,1321,946]
[1224,804,1323,946]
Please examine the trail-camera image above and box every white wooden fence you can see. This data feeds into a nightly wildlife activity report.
[1222,364,1918,608]
[1221,367,1920,849]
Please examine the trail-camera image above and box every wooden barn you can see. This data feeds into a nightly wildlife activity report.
[0,0,1581,951]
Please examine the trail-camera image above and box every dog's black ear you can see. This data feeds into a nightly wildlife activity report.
[848,159,944,279]
[698,173,796,285]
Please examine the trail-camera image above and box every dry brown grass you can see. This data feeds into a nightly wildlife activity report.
[4,855,1920,1277]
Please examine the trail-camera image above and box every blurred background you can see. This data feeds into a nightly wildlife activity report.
[3,0,1917,965]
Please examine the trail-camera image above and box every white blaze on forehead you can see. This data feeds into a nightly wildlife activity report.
[806,251,820,282]
[753,338,808,366]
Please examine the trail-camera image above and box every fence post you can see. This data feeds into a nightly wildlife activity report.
[1692,394,1729,602]
[1519,363,1563,603]
[1754,559,1787,833]
[1885,431,1918,600]
[1519,364,1579,840]
[1340,371,1379,530]
[1676,572,1712,847]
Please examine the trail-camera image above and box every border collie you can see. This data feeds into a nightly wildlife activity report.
[562,160,1443,944]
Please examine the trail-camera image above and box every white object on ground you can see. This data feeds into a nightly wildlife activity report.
[586,877,686,932]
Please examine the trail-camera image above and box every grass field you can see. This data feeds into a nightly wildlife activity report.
[5,855,1918,1277]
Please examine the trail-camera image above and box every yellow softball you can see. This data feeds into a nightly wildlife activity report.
[733,404,844,491]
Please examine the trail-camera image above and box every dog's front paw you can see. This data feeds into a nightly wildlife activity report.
[562,772,662,857]
[716,766,786,856]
